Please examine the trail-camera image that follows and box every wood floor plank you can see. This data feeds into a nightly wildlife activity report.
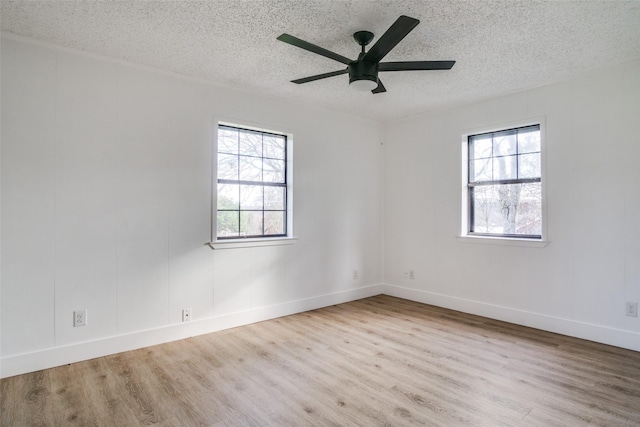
[133,347,218,426]
[2,295,640,426]
[238,322,392,426]
[103,351,169,425]
[77,358,140,427]
[48,362,101,425]
[0,370,52,426]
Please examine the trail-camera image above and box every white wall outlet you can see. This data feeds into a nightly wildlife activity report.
[352,269,359,280]
[626,302,638,317]
[409,270,415,280]
[182,309,192,322]
[73,310,87,327]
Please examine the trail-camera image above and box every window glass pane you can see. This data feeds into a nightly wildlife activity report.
[493,131,517,156]
[264,186,285,210]
[470,135,492,160]
[217,153,238,180]
[240,185,263,210]
[518,153,541,179]
[264,135,286,160]
[470,183,541,236]
[517,182,542,235]
[218,127,238,154]
[518,129,541,154]
[239,155,262,182]
[470,185,499,234]
[493,155,517,180]
[264,211,285,235]
[240,211,263,236]
[217,184,239,209]
[263,159,285,183]
[238,131,262,157]
[471,158,492,182]
[217,211,239,237]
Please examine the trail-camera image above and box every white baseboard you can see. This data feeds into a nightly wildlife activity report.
[0,284,384,378]
[382,284,640,352]
[4,283,639,378]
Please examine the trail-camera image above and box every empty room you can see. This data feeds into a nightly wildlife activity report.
[1,1,640,425]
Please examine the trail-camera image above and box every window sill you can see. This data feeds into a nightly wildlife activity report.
[457,235,549,248]
[208,237,299,250]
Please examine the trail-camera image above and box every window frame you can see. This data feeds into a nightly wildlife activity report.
[460,118,548,245]
[210,119,295,248]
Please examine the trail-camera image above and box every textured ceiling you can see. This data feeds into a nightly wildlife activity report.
[2,1,640,122]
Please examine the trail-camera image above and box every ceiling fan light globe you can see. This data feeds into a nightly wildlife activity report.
[350,78,378,91]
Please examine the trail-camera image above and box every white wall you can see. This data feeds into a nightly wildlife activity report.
[3,35,639,378]
[383,60,640,351]
[0,37,383,377]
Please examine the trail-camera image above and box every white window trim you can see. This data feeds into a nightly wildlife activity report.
[456,235,548,247]
[210,117,297,249]
[208,236,299,250]
[459,117,549,246]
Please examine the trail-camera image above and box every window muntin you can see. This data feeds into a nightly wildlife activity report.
[467,124,542,239]
[217,125,287,239]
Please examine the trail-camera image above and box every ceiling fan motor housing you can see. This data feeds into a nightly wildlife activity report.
[348,60,379,85]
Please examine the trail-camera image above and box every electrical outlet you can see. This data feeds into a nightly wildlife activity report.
[626,302,638,317]
[352,270,359,280]
[73,310,87,327]
[182,309,191,322]
[409,270,415,280]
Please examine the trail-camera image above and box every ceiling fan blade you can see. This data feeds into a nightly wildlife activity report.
[362,16,419,64]
[277,34,353,65]
[379,61,456,71]
[291,69,348,84]
[372,79,386,94]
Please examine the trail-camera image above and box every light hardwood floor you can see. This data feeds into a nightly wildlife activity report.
[2,295,640,426]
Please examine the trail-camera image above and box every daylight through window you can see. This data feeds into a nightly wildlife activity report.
[217,125,287,239]
[467,124,542,239]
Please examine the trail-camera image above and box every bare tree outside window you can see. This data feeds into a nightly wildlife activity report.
[468,125,542,238]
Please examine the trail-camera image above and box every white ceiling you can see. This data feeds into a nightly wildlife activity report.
[2,0,640,122]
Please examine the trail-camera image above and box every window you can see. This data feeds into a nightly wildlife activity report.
[216,124,288,239]
[465,124,542,239]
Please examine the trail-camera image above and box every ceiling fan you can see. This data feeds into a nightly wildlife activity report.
[277,15,455,94]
